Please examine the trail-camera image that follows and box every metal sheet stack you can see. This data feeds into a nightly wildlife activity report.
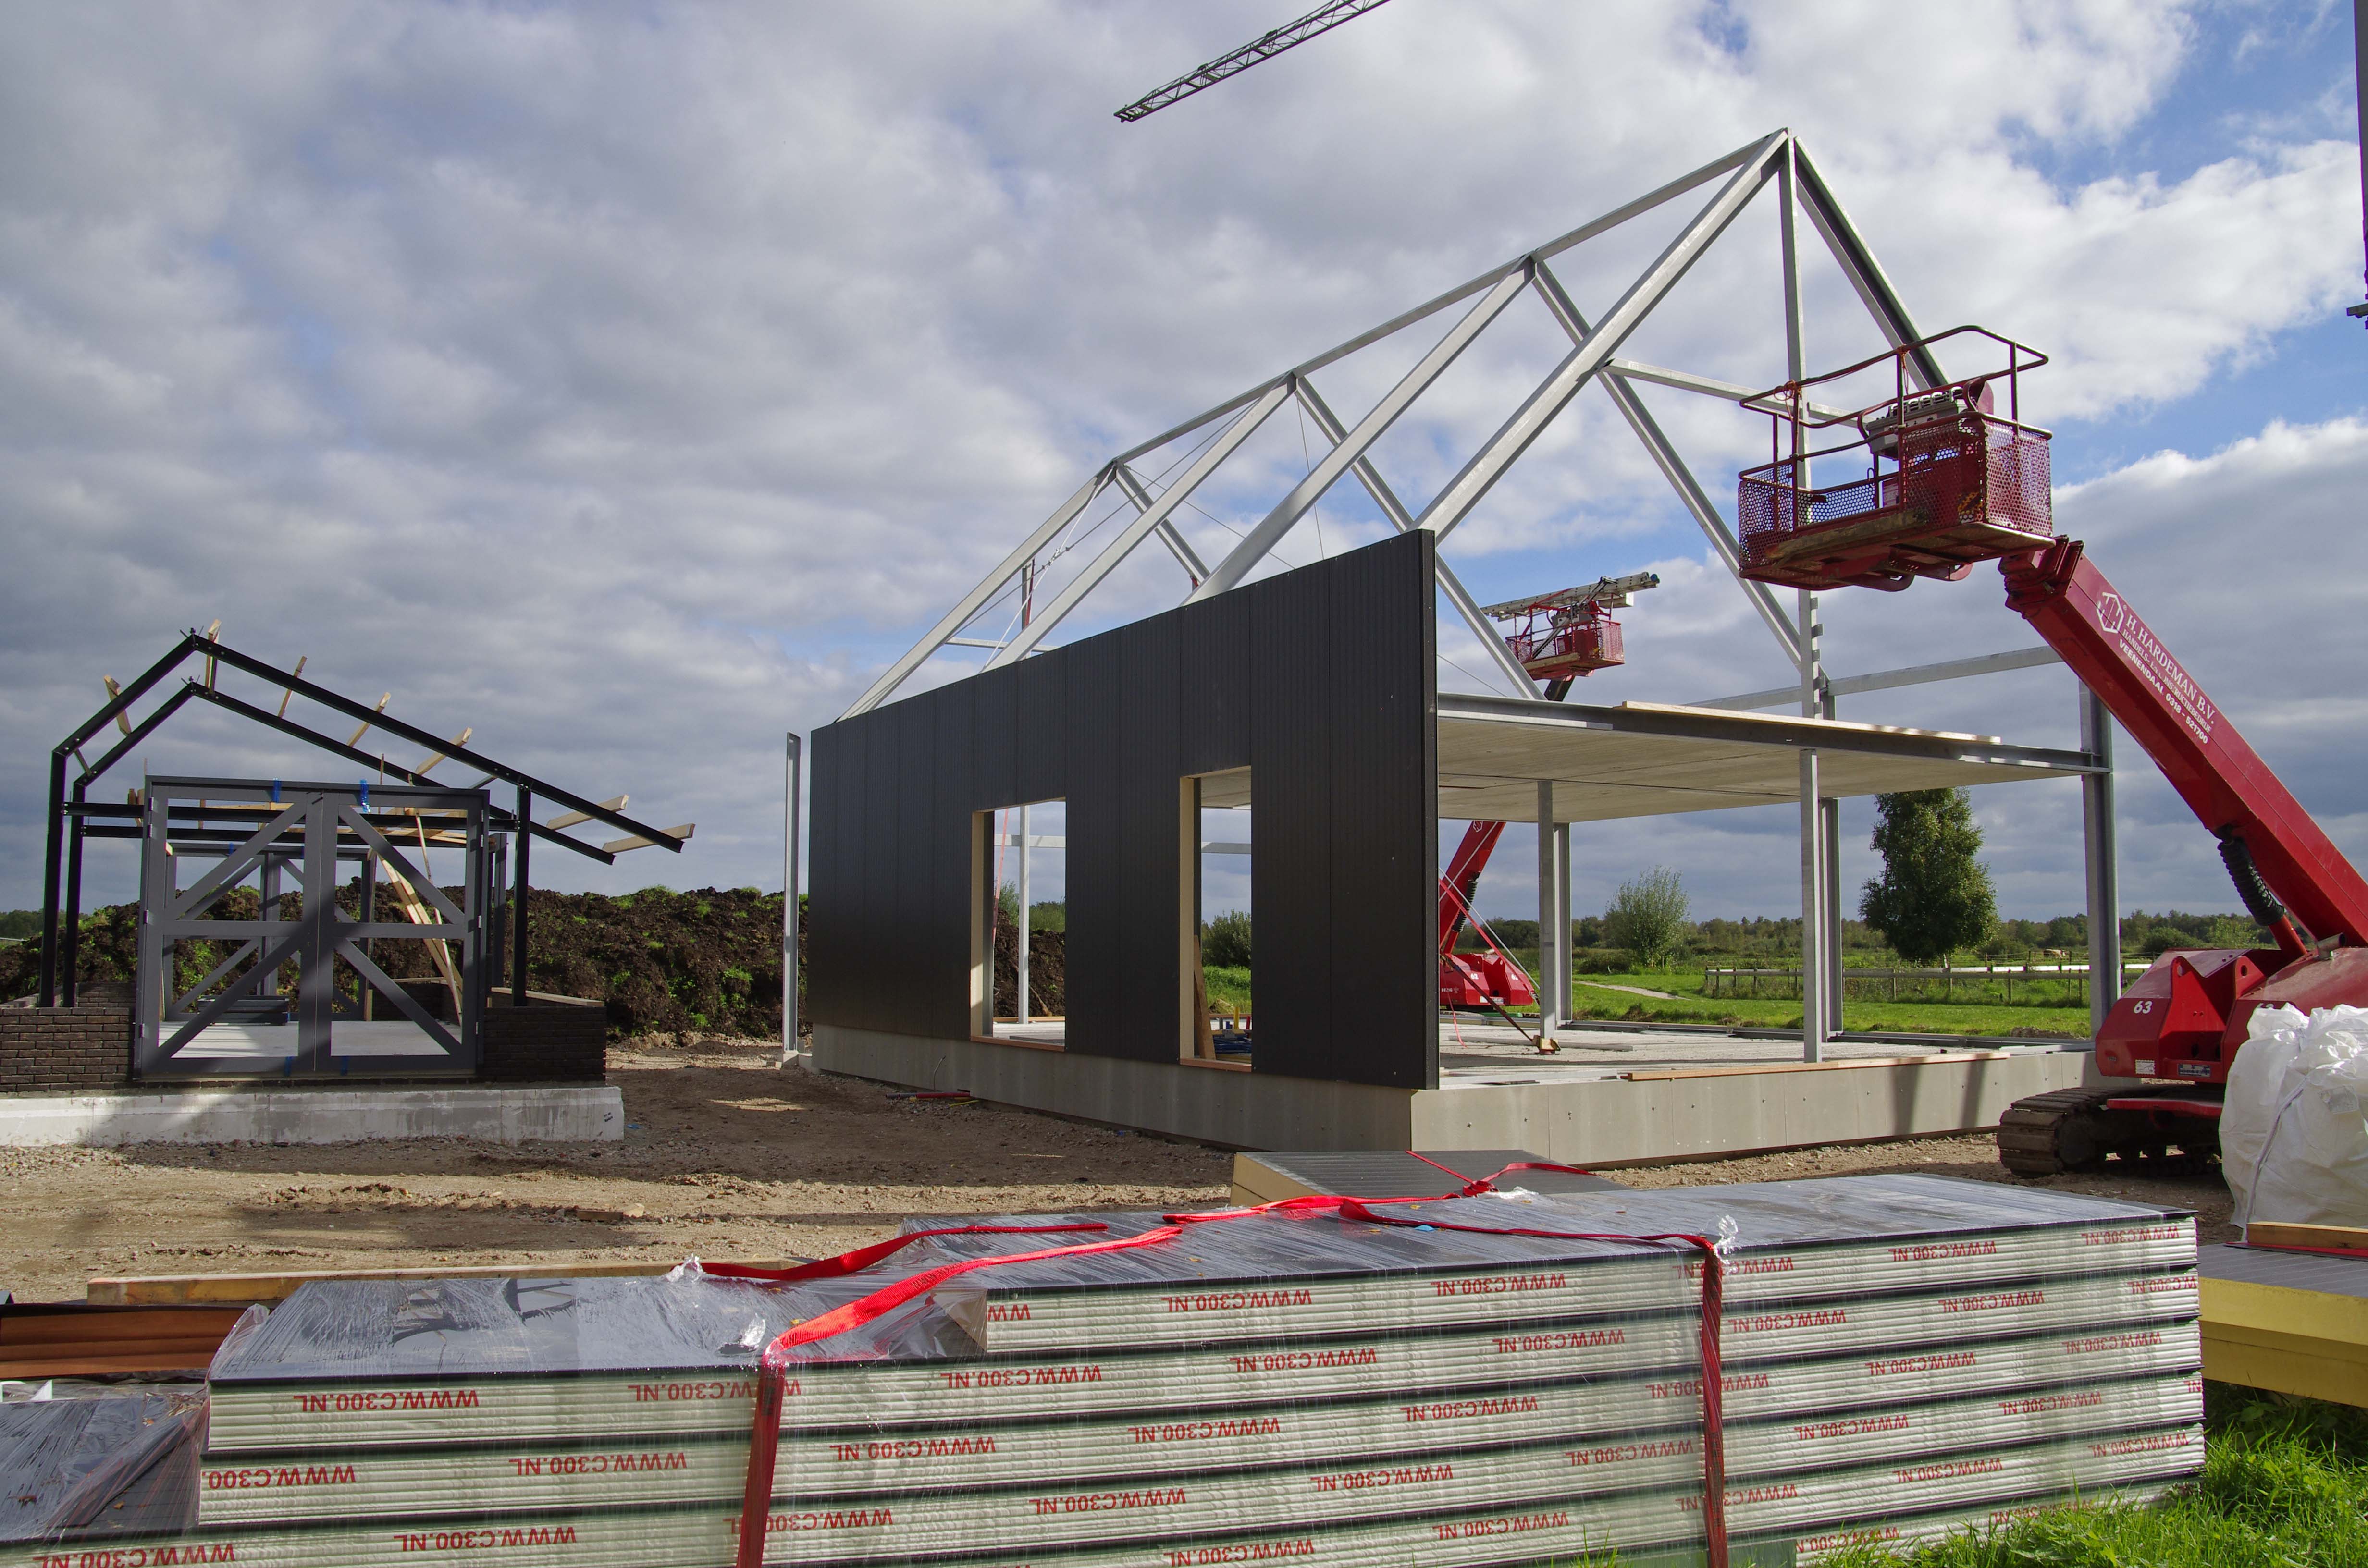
[6,1175,2203,1568]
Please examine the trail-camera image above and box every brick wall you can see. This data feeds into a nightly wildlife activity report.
[0,1007,131,1092]
[479,1000,606,1083]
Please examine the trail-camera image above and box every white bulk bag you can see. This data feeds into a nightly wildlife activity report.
[2223,1004,2368,1228]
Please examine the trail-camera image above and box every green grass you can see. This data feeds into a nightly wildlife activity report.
[1481,957,2093,1039]
[1814,1383,2368,1567]
[1202,964,1253,1013]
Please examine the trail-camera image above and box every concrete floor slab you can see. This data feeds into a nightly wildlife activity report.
[0,1085,623,1146]
[833,1025,2113,1163]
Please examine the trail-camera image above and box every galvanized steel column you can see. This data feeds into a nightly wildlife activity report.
[1537,781,1563,1037]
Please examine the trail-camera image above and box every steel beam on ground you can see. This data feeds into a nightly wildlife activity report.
[1693,647,2066,712]
[1528,261,1801,667]
[844,471,1109,716]
[1004,383,1292,659]
[1293,377,1537,697]
[1192,265,1534,601]
[2082,686,2121,1036]
[1419,134,1786,543]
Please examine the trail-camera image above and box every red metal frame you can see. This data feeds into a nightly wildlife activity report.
[1503,601,1624,680]
[1737,327,2053,592]
[1435,820,1537,1009]
[2004,537,2368,1086]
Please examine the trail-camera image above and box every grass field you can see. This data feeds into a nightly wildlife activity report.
[1207,957,2103,1038]
[1818,1382,2368,1567]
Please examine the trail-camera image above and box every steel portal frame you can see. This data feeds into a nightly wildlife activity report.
[843,130,2115,1061]
[37,634,687,1013]
[132,777,490,1079]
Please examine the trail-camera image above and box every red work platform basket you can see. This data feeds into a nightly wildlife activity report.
[1736,328,2052,593]
[1507,601,1624,680]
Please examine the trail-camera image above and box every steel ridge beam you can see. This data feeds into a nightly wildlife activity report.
[1416,133,1788,542]
[1526,259,1803,666]
[995,381,1293,665]
[1289,376,1539,697]
[1193,265,1535,600]
[198,643,674,849]
[842,469,1110,717]
[1436,691,2101,773]
[1105,135,1774,469]
[1693,647,2066,712]
[187,685,614,864]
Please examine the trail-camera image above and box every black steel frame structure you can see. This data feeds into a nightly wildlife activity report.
[37,632,686,1015]
[132,777,493,1079]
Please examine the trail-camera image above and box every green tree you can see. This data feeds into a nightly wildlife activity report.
[996,882,1020,929]
[1604,867,1690,969]
[1860,789,1997,966]
[1202,910,1252,969]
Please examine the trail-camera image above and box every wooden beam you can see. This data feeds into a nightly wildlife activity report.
[545,794,629,831]
[347,692,391,747]
[604,822,693,854]
[2246,1221,2368,1253]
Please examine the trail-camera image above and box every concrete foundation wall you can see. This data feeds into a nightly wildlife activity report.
[0,1085,623,1146]
[817,1025,2102,1163]
[0,1006,130,1092]
[1410,1051,2100,1167]
[812,1027,1415,1150]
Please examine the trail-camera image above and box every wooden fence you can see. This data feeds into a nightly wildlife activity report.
[1702,961,2152,1003]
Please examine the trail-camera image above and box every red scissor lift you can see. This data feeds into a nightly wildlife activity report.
[1731,328,2368,1174]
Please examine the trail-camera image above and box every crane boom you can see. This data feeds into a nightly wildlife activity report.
[2000,539,2368,955]
[1115,0,1398,122]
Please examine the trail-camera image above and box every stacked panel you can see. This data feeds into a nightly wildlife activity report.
[7,1175,2203,1568]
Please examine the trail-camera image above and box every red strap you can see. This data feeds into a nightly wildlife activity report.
[731,1162,1727,1568]
[702,1224,1108,1283]
[1398,1150,1597,1197]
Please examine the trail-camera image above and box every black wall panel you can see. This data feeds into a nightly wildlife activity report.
[1113,615,1184,1064]
[1245,565,1333,1080]
[1062,640,1125,1057]
[1014,651,1066,808]
[927,684,977,1041]
[1178,590,1252,778]
[810,528,1438,1088]
[970,664,1018,814]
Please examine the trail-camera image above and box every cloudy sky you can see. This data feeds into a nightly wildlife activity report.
[1,0,2360,928]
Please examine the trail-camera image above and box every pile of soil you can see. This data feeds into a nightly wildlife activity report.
[4,887,803,1041]
[993,924,1065,1017]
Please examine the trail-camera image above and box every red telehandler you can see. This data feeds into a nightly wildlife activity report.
[1736,328,2368,1175]
[1437,575,1659,1035]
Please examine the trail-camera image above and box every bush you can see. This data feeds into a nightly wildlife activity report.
[1576,948,1635,975]
[1604,868,1690,969]
[1202,910,1252,969]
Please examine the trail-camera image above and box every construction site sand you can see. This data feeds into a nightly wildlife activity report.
[0,1035,2233,1302]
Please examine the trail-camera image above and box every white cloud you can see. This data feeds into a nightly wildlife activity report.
[0,0,2356,924]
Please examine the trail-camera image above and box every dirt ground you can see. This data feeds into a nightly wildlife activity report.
[0,1036,2232,1303]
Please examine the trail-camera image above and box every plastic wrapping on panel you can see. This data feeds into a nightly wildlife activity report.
[2224,1004,2368,1227]
[0,1172,2204,1568]
[0,1388,205,1543]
